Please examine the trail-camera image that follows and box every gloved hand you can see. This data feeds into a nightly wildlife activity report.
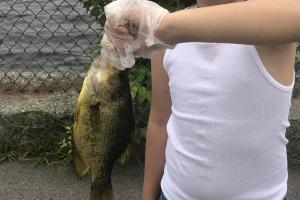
[102,0,174,68]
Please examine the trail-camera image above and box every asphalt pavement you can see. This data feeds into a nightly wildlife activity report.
[0,161,299,200]
[0,161,143,200]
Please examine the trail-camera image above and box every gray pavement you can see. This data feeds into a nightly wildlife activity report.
[0,161,143,200]
[0,161,299,200]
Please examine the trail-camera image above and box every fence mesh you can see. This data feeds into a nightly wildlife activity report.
[0,0,102,93]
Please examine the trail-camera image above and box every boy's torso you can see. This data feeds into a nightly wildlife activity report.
[161,42,293,200]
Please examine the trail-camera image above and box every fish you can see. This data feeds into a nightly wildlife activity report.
[72,55,135,200]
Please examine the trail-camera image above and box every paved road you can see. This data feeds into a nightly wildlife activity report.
[0,161,143,200]
[0,161,299,200]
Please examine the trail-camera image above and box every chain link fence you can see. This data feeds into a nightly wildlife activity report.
[0,0,102,93]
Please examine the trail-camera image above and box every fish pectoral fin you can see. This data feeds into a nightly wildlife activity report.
[116,144,131,167]
[73,147,90,179]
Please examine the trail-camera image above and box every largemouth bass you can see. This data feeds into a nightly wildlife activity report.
[72,55,135,200]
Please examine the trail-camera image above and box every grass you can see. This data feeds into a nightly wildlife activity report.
[0,111,73,166]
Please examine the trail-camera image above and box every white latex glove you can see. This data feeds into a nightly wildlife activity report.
[102,0,174,69]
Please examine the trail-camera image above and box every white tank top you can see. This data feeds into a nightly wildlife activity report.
[160,42,294,200]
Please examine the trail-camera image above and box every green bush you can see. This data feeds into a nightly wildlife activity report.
[129,59,152,145]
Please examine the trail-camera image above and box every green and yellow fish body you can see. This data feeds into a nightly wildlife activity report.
[73,57,134,200]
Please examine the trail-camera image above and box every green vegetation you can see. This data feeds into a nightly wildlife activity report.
[79,0,111,23]
[129,59,152,146]
[287,120,300,167]
[0,112,73,166]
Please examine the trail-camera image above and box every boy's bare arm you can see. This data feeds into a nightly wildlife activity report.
[142,51,171,200]
[156,0,300,45]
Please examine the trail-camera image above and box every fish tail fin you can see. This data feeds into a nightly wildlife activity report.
[73,147,89,179]
[116,143,131,167]
[90,181,114,200]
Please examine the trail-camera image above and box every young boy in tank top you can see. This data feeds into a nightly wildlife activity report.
[104,0,299,199]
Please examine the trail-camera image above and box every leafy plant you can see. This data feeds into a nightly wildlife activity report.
[79,0,111,24]
[129,59,152,145]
